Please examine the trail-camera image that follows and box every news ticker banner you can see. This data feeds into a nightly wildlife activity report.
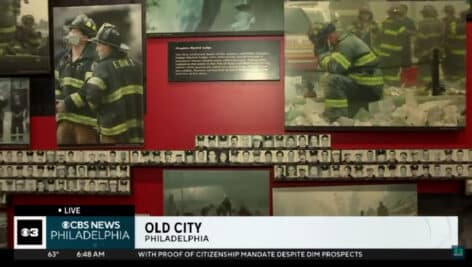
[12,206,465,260]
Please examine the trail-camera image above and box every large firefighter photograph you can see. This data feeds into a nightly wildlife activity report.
[284,0,468,129]
[146,0,284,36]
[0,78,30,146]
[52,0,145,146]
[0,0,50,75]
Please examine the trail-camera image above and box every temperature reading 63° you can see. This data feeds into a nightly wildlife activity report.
[47,251,60,258]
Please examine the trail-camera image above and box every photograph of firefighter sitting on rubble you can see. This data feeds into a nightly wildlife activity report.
[0,0,50,75]
[284,0,468,129]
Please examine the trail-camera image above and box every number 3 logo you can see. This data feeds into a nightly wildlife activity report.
[20,228,39,237]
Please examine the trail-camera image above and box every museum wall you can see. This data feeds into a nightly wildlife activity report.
[6,27,472,247]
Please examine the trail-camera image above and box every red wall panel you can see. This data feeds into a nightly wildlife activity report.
[8,28,472,246]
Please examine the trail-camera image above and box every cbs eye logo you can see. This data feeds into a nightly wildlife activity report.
[14,217,45,248]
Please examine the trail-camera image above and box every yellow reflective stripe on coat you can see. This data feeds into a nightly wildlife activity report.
[54,70,60,81]
[320,55,331,69]
[451,49,466,56]
[100,119,143,136]
[62,77,84,89]
[88,77,107,90]
[0,25,16,34]
[331,52,351,70]
[354,52,377,67]
[85,71,93,80]
[70,93,85,108]
[103,85,143,104]
[56,113,97,127]
[380,43,403,52]
[450,22,457,35]
[325,99,348,108]
[348,74,384,86]
[383,26,405,36]
[384,75,401,81]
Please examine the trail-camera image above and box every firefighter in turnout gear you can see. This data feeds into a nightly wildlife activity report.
[55,14,99,145]
[83,23,144,144]
[442,10,467,82]
[378,6,408,86]
[415,5,442,87]
[349,6,380,49]
[308,22,384,122]
[15,15,42,55]
[0,0,28,55]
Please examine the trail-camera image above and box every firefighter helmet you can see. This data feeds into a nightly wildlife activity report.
[387,5,401,16]
[421,5,438,17]
[358,6,373,18]
[21,15,34,26]
[66,14,97,38]
[310,22,336,41]
[90,23,129,51]
[444,5,455,14]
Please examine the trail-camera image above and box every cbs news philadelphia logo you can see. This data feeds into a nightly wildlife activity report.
[14,217,47,249]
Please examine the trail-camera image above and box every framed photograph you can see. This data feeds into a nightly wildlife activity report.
[455,164,466,178]
[454,149,466,162]
[466,180,472,196]
[319,164,330,178]
[97,165,108,178]
[284,0,467,130]
[410,150,421,162]
[25,151,34,163]
[229,150,239,164]
[56,151,66,163]
[97,179,109,192]
[353,165,365,178]
[274,135,285,148]
[0,0,50,75]
[96,151,109,164]
[66,179,77,192]
[441,164,455,178]
[386,150,397,163]
[130,150,140,164]
[207,135,217,148]
[238,150,253,164]
[184,150,194,164]
[353,150,365,164]
[285,164,297,179]
[262,136,274,148]
[262,150,273,164]
[308,165,319,178]
[164,169,270,215]
[443,149,455,162]
[163,151,175,164]
[217,136,229,148]
[365,165,377,178]
[319,150,331,163]
[53,0,145,146]
[398,164,410,178]
[35,165,45,178]
[34,151,46,163]
[109,179,118,193]
[342,165,353,178]
[195,150,207,164]
[284,135,297,149]
[297,165,309,179]
[87,165,97,178]
[431,149,444,162]
[251,135,263,149]
[410,164,420,178]
[87,179,97,192]
[297,150,308,163]
[229,135,240,149]
[365,150,376,163]
[140,151,151,164]
[273,184,418,216]
[397,150,410,163]
[239,135,252,148]
[420,149,431,162]
[24,165,34,178]
[207,150,218,164]
[377,165,387,178]
[0,78,30,146]
[195,135,206,148]
[330,165,341,178]
[174,151,185,164]
[274,165,285,180]
[146,0,284,37]
[119,165,130,178]
[118,179,130,193]
[419,164,432,179]
[251,150,263,164]
[331,150,341,163]
[376,149,386,163]
[342,150,353,164]
[273,150,285,164]
[77,179,87,192]
[76,165,87,178]
[285,150,298,163]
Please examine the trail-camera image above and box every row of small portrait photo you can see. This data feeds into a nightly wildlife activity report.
[0,150,129,164]
[274,164,472,181]
[194,134,332,149]
[0,178,131,194]
[0,165,130,178]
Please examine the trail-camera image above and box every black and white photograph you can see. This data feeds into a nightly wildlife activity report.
[0,78,30,146]
[319,149,331,163]
[251,135,263,149]
[261,150,273,164]
[34,151,46,163]
[330,164,341,178]
[195,150,207,164]
[77,165,87,178]
[53,0,145,146]
[146,0,284,36]
[397,150,410,163]
[119,165,130,178]
[262,135,274,148]
[285,164,297,178]
[432,164,442,178]
[274,135,285,148]
[431,149,444,162]
[376,149,386,162]
[174,151,185,164]
[455,149,466,162]
[284,135,297,148]
[195,135,206,148]
[238,150,253,164]
[229,135,239,148]
[353,150,365,164]
[184,150,194,164]
[274,150,285,163]
[274,165,285,180]
[109,179,118,193]
[251,150,263,164]
[87,165,97,178]
[66,178,77,192]
[207,150,218,164]
[273,184,418,216]
[217,135,229,148]
[285,150,298,163]
[207,135,217,148]
[308,165,319,178]
[0,0,50,75]
[239,135,252,148]
[353,165,365,178]
[285,0,468,130]
[163,151,174,164]
[297,165,309,178]
[442,164,455,178]
[118,179,130,193]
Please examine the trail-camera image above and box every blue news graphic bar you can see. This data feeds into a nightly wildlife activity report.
[11,249,466,260]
